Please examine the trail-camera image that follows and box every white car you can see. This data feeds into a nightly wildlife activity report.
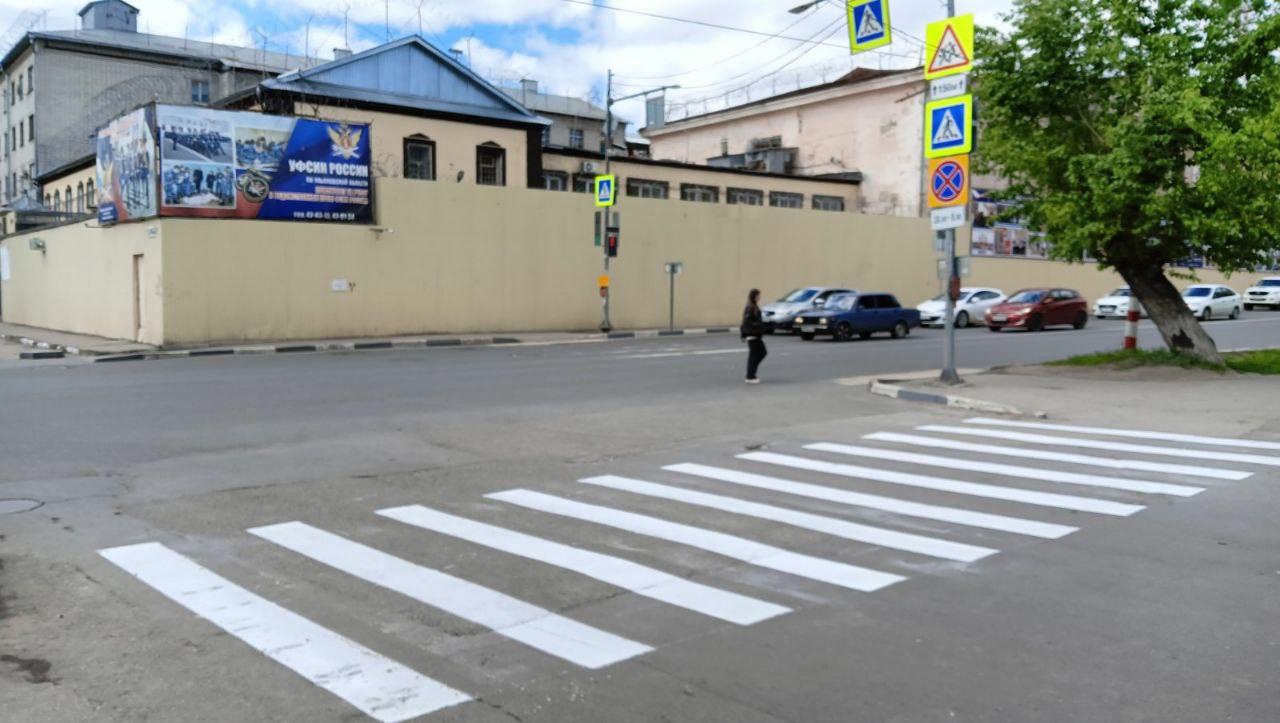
[916,287,1006,328]
[1092,286,1146,319]
[1243,277,1280,310]
[762,286,855,332]
[1182,284,1242,321]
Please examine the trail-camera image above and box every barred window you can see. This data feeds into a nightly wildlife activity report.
[476,144,505,186]
[680,183,719,203]
[769,191,803,209]
[626,178,669,199]
[404,137,436,180]
[726,187,763,206]
[812,195,845,212]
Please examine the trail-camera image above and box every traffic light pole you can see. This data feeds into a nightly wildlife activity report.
[939,0,961,385]
[600,69,614,332]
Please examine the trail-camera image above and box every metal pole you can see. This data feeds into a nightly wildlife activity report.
[939,0,960,385]
[600,69,613,332]
[669,268,675,331]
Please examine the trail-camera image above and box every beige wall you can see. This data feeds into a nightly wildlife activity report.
[39,164,96,213]
[0,219,163,343]
[646,72,926,217]
[1,178,1266,346]
[541,152,861,211]
[294,103,530,188]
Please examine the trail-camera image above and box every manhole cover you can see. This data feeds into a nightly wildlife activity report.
[0,499,42,515]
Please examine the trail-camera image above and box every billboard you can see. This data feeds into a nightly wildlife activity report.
[96,106,158,225]
[156,105,372,223]
[971,191,1050,259]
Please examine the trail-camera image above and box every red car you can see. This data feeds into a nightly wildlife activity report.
[985,288,1089,332]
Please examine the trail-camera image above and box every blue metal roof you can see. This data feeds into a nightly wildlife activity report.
[264,36,548,127]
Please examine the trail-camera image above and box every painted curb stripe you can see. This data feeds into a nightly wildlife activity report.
[377,505,788,625]
[739,452,1144,517]
[581,475,996,563]
[868,431,1248,481]
[965,417,1280,452]
[98,542,470,722]
[486,489,905,593]
[248,522,651,669]
[665,463,1075,539]
[822,440,1204,496]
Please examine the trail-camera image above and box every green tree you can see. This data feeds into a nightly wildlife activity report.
[974,0,1280,363]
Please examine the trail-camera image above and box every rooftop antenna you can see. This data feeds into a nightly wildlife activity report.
[343,3,351,51]
[304,13,314,64]
[384,0,390,42]
[415,0,425,37]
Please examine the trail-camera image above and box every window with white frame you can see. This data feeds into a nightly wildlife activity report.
[572,174,593,193]
[680,183,719,203]
[812,194,845,212]
[726,187,763,206]
[626,178,669,199]
[190,79,211,104]
[542,171,568,191]
[769,191,803,209]
[476,143,505,186]
[569,128,584,149]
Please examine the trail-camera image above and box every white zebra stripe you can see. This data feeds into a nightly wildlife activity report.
[965,417,1280,451]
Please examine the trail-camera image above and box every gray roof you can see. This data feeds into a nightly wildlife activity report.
[498,87,606,121]
[5,28,322,73]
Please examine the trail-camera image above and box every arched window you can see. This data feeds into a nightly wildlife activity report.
[65,185,72,211]
[53,189,60,211]
[77,182,84,212]
[85,179,95,208]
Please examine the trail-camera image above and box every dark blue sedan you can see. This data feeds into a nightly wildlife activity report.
[792,293,922,341]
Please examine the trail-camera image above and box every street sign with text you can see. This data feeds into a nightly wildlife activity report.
[931,205,967,231]
[929,74,967,100]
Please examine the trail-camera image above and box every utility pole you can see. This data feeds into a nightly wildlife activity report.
[939,0,961,385]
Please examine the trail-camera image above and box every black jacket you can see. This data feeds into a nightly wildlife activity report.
[740,304,766,338]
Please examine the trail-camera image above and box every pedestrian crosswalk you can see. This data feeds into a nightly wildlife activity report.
[98,416,1278,720]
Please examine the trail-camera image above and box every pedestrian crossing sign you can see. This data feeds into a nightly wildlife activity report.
[846,0,892,54]
[924,14,974,79]
[594,174,616,207]
[924,94,973,158]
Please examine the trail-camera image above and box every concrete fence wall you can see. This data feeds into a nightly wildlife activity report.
[0,178,1256,346]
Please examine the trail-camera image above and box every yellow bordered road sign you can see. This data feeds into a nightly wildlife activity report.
[924,14,974,79]
[846,0,891,54]
[924,94,973,158]
[594,174,616,207]
[927,155,970,209]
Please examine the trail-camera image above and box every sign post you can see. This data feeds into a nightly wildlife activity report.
[922,9,975,385]
[664,262,683,331]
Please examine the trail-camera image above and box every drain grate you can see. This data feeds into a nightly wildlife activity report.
[0,499,42,515]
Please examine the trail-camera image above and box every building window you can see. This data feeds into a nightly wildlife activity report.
[28,114,33,141]
[17,120,23,147]
[15,75,22,100]
[540,126,550,146]
[86,179,95,207]
[190,79,211,104]
[568,128,584,149]
[813,195,845,212]
[542,171,568,191]
[626,178,669,199]
[680,183,719,203]
[27,66,32,92]
[572,174,593,193]
[769,191,804,209]
[65,185,72,210]
[726,187,763,206]
[476,143,505,186]
[403,137,436,180]
[53,189,60,211]
[77,182,85,212]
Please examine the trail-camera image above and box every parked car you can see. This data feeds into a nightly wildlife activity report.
[917,287,1006,328]
[794,293,921,341]
[986,288,1089,332]
[1243,277,1280,310]
[1182,284,1241,320]
[761,286,855,333]
[1093,286,1146,319]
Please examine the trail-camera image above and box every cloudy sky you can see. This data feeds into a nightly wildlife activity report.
[6,0,1015,125]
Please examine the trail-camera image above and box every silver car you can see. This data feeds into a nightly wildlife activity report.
[762,287,855,333]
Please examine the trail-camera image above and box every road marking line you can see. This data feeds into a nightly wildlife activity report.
[580,475,996,563]
[964,417,1280,452]
[864,432,1248,481]
[823,439,1205,496]
[376,505,788,626]
[486,489,905,593]
[664,463,1075,539]
[739,452,1144,517]
[98,542,470,722]
[928,424,1280,468]
[248,522,651,669]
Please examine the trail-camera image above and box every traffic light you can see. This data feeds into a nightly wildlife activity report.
[606,227,620,258]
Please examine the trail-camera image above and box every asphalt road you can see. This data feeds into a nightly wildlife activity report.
[2,314,1278,722]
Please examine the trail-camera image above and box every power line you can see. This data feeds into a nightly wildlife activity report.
[616,9,823,81]
[557,0,852,50]
[664,15,846,91]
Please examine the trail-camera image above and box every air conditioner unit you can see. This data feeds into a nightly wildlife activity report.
[581,161,597,174]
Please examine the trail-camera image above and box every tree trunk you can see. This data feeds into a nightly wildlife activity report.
[1116,261,1224,365]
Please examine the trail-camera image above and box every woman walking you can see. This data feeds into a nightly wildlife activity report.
[741,288,768,383]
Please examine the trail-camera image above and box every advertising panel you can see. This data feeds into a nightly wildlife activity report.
[156,105,372,223]
[971,191,1049,259]
[96,106,158,225]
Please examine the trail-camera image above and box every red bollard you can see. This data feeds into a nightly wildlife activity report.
[1123,308,1140,350]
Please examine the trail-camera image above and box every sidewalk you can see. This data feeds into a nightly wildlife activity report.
[889,364,1280,441]
[0,321,734,362]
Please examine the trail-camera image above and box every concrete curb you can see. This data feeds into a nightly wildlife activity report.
[866,379,1038,417]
